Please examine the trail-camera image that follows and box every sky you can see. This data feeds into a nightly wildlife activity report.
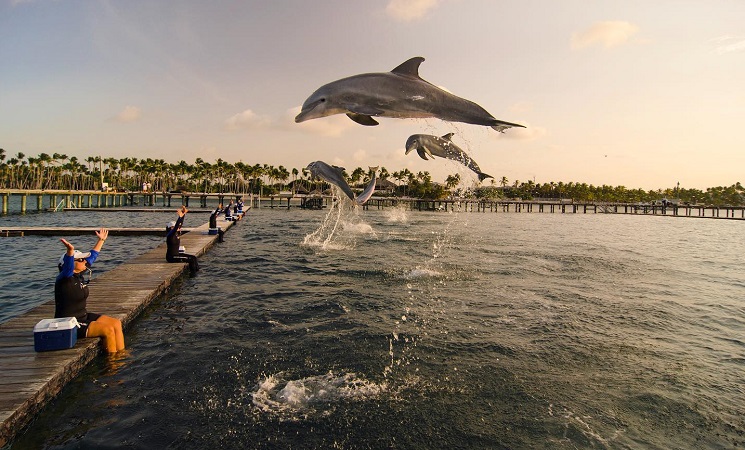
[1,0,744,190]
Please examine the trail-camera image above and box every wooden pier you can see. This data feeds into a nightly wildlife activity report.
[360,198,745,220]
[2,189,743,220]
[0,189,251,214]
[0,215,243,446]
[0,227,198,237]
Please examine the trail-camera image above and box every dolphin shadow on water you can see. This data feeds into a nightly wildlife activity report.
[405,133,493,182]
[295,57,525,133]
[306,161,376,206]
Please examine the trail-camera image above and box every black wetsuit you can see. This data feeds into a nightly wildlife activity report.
[55,251,101,338]
[209,207,225,242]
[166,215,200,275]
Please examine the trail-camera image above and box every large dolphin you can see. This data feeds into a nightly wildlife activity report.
[405,133,493,182]
[306,161,377,206]
[295,57,525,132]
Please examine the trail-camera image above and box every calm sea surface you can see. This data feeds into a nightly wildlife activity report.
[2,206,744,449]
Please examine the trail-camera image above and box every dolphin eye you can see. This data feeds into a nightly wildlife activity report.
[320,98,326,102]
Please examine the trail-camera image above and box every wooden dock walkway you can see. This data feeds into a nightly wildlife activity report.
[0,215,243,446]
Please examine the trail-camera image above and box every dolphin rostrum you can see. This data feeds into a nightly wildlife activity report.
[405,133,493,182]
[295,57,525,132]
[306,161,377,206]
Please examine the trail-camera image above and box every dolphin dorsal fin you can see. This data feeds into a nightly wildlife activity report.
[391,57,425,79]
[441,133,455,140]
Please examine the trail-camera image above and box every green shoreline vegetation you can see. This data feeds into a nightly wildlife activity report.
[1,149,743,206]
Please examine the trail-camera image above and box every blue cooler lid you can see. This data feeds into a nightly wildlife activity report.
[34,317,81,332]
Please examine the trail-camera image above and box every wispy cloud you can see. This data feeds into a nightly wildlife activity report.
[114,105,142,123]
[385,0,439,22]
[224,109,271,131]
[353,149,368,162]
[711,35,745,55]
[571,21,640,50]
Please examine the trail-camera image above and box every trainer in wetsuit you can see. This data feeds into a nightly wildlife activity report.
[166,205,200,275]
[209,204,225,243]
[55,228,125,353]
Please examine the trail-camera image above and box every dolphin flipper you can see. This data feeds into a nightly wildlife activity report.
[491,120,526,133]
[346,113,379,126]
[478,172,494,182]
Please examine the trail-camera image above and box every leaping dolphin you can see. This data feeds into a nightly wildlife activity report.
[295,57,525,132]
[405,133,493,182]
[306,161,377,206]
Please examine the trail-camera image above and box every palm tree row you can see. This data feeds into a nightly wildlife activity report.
[1,149,742,206]
[476,179,745,206]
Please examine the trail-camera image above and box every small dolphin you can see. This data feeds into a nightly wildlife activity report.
[405,133,493,182]
[306,161,377,205]
[295,57,525,132]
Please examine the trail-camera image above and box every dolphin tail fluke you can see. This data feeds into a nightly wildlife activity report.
[478,172,494,182]
[355,174,377,206]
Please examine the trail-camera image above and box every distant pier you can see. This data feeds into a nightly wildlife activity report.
[2,189,743,220]
[361,198,745,220]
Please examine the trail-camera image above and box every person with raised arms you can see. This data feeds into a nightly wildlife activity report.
[166,205,200,275]
[55,228,125,353]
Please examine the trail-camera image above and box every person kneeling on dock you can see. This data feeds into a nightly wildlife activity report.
[166,206,200,276]
[55,228,125,354]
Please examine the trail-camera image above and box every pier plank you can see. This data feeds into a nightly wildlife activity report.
[0,214,243,446]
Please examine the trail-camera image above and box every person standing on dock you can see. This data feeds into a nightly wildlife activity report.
[55,228,125,354]
[166,206,200,276]
[223,200,234,221]
[209,204,225,243]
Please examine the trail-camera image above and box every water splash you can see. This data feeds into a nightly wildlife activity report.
[403,267,443,279]
[252,371,387,420]
[302,186,375,251]
[384,205,409,223]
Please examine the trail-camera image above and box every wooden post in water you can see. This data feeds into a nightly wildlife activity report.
[37,194,43,211]
[1,193,8,214]
[20,194,27,213]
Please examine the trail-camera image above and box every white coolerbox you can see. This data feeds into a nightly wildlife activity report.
[34,317,80,352]
[179,246,186,253]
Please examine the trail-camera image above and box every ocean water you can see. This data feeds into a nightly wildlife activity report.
[3,206,744,449]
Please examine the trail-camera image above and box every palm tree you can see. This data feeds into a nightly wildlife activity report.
[445,173,460,191]
[291,167,299,194]
[350,167,365,187]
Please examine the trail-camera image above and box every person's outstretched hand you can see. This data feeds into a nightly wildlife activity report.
[60,238,75,256]
[95,228,109,241]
